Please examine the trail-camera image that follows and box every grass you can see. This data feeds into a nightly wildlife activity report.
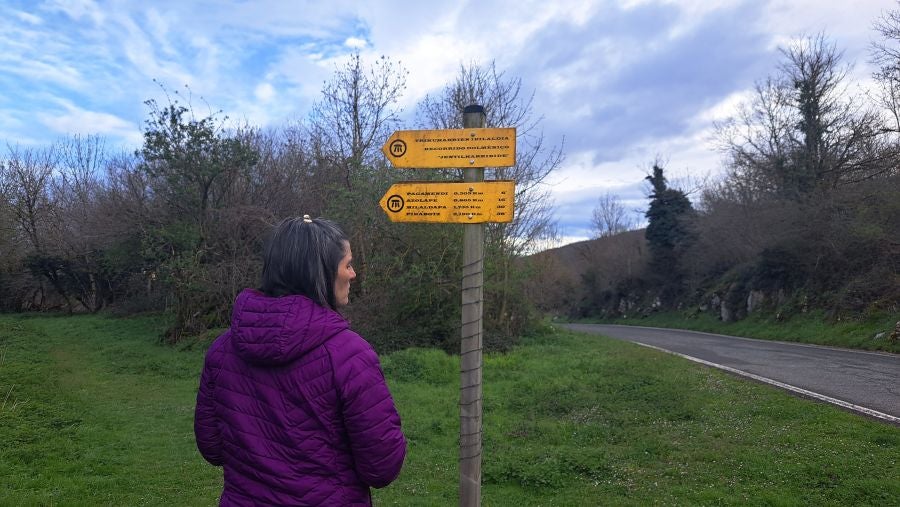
[585,309,900,354]
[0,314,221,505]
[1,313,897,505]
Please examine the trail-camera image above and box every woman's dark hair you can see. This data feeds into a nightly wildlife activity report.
[259,216,348,309]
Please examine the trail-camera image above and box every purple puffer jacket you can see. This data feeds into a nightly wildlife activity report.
[194,289,406,506]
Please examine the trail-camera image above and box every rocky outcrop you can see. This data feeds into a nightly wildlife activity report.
[720,302,733,322]
[696,288,772,322]
[747,290,765,313]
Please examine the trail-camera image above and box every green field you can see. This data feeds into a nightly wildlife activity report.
[1,314,897,505]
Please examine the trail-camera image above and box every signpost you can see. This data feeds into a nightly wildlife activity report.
[381,106,513,507]
[381,127,516,168]
[379,181,514,224]
[458,106,486,507]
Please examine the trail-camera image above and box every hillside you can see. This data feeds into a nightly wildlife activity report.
[527,229,649,317]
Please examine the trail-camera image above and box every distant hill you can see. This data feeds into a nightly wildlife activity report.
[531,229,646,278]
[526,229,648,316]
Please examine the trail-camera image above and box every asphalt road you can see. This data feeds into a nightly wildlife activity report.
[562,324,900,424]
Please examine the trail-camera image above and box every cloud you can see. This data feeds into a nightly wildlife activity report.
[530,1,768,158]
[0,8,86,90]
[38,99,142,148]
[345,37,367,49]
[553,179,650,241]
[13,9,43,25]
[42,0,106,25]
[504,0,773,244]
[0,56,84,90]
[361,0,609,111]
[144,8,179,58]
[254,82,276,102]
[116,12,196,88]
[694,89,756,125]
[0,0,890,248]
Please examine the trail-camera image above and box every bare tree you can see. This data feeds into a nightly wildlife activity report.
[0,143,90,311]
[872,4,900,132]
[0,156,31,310]
[0,137,125,312]
[716,33,889,199]
[308,53,408,190]
[0,160,14,248]
[416,61,563,255]
[1,144,57,252]
[714,77,793,198]
[46,136,109,312]
[591,192,636,238]
[51,135,105,247]
[416,61,564,337]
[870,3,900,181]
[305,53,409,299]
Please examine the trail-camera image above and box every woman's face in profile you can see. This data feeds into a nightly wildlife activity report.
[334,241,356,307]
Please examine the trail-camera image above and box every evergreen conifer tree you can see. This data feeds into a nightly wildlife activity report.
[644,164,694,303]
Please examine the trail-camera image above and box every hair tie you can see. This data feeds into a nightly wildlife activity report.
[302,214,312,223]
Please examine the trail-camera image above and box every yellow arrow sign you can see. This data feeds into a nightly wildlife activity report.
[379,180,515,223]
[382,128,516,168]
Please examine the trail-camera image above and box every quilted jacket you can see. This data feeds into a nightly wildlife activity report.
[194,288,406,506]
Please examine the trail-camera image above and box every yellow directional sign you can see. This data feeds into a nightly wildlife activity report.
[379,180,515,223]
[382,128,516,168]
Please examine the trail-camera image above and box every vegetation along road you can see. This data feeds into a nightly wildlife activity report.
[563,324,900,424]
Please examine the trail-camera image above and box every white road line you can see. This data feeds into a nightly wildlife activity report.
[601,324,898,358]
[633,341,900,425]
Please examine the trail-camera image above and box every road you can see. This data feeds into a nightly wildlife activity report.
[562,324,900,424]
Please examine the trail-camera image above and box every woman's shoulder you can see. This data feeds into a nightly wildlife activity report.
[322,328,387,379]
[203,330,234,363]
[323,328,375,360]
[322,329,389,395]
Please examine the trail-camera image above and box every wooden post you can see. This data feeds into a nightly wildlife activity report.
[460,104,485,507]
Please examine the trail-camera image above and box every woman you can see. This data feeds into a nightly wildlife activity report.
[194,215,406,506]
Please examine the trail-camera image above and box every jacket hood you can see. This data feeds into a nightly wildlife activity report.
[229,288,349,366]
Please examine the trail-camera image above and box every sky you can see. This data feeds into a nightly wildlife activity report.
[0,0,894,246]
